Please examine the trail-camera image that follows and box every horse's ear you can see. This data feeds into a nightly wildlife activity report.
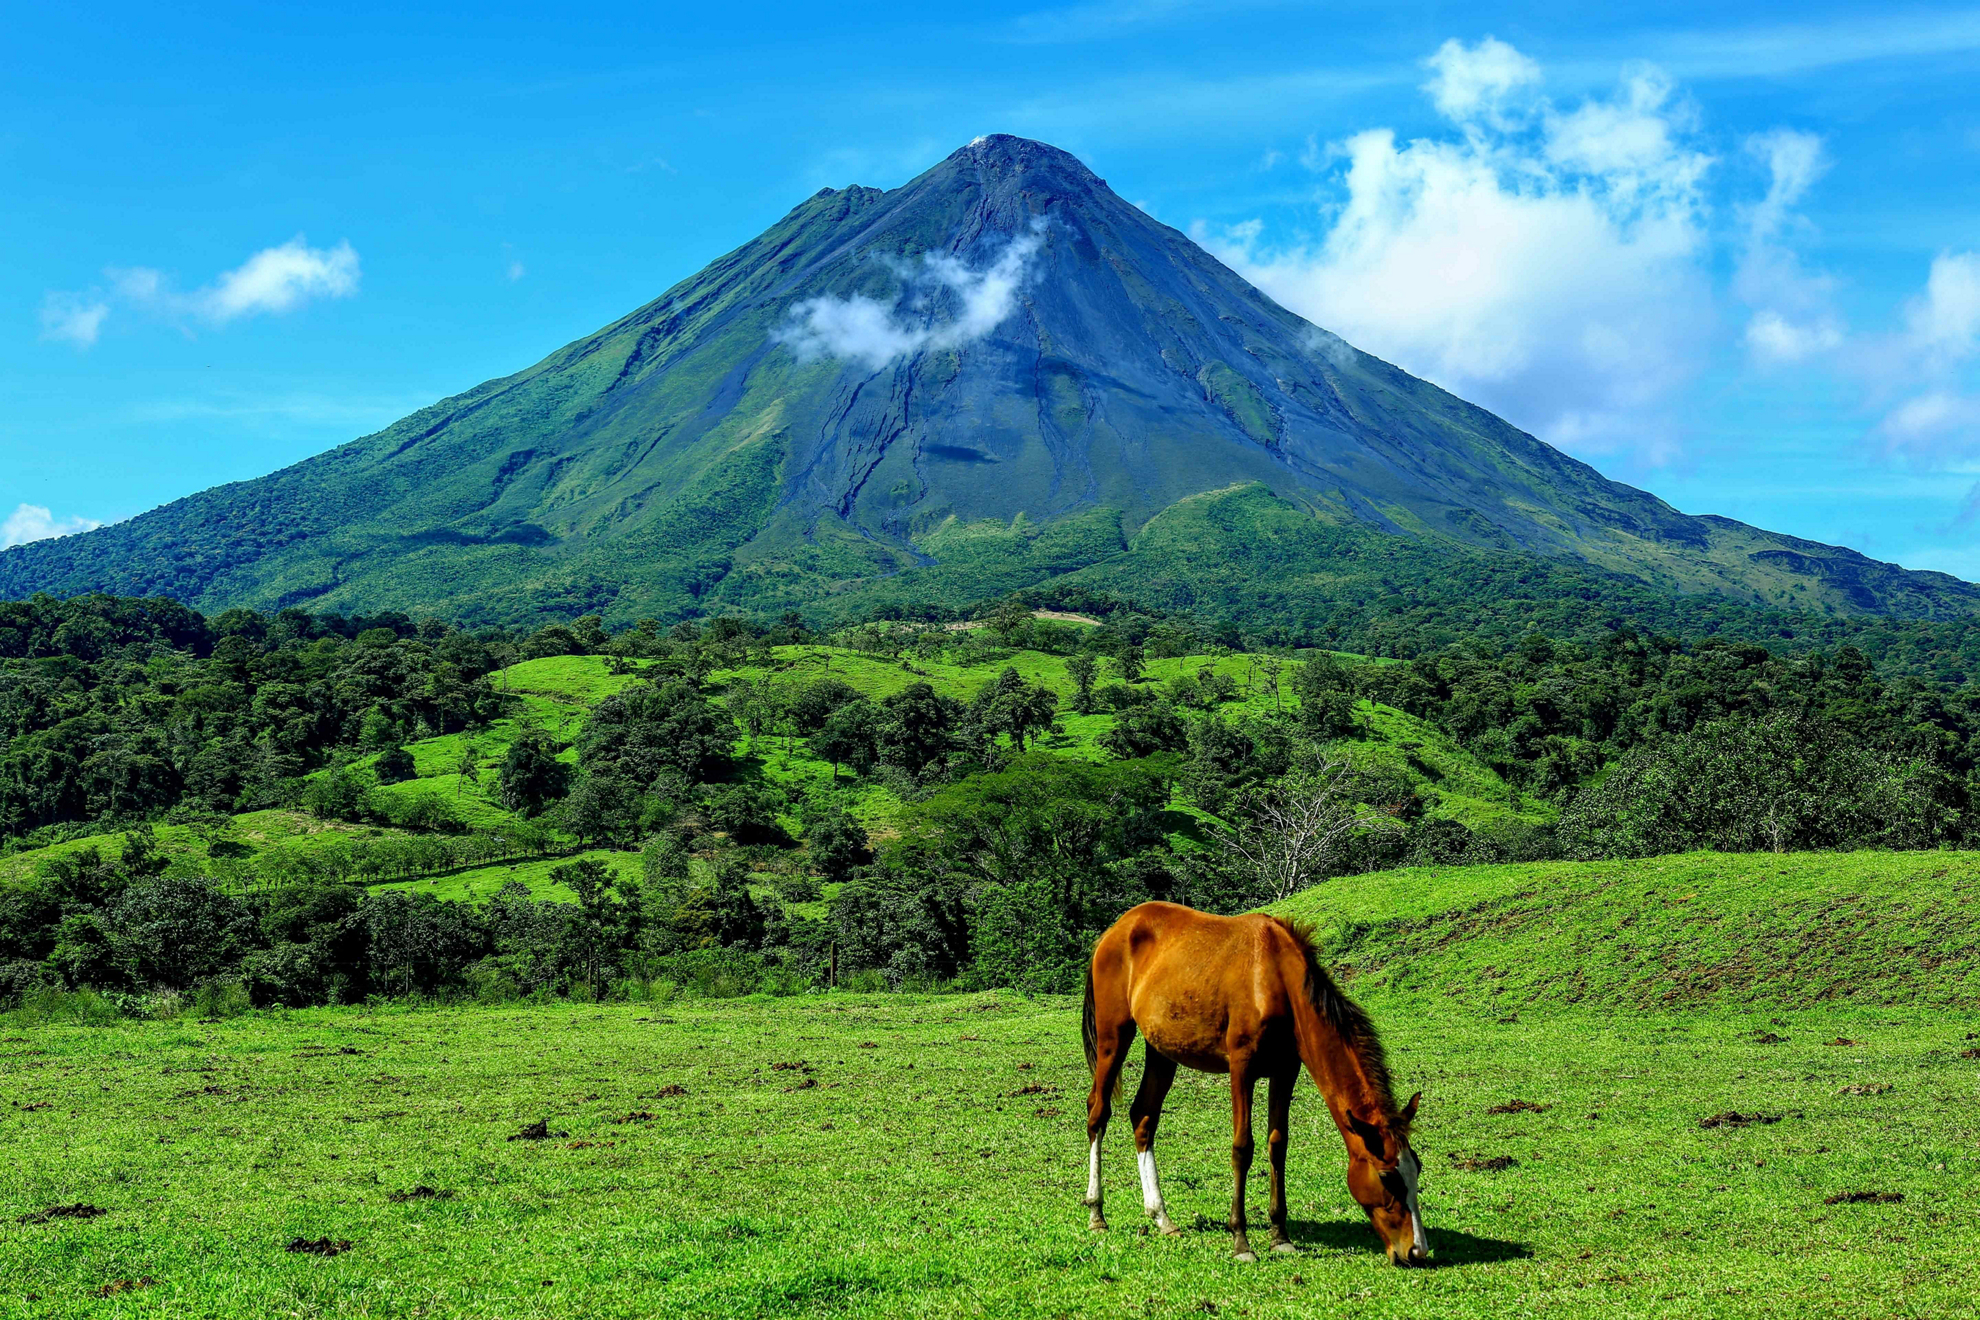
[1401,1092,1421,1123]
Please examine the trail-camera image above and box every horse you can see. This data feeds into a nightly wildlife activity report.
[1081,901,1428,1266]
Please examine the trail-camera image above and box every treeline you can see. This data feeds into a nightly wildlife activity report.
[6,589,1980,1010]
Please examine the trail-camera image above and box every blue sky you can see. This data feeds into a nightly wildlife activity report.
[7,1,1980,576]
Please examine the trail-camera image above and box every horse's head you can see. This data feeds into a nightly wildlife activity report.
[1343,1091,1428,1267]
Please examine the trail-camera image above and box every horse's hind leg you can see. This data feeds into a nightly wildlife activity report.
[1085,1008,1134,1232]
[1129,1045,1179,1234]
[1265,1068,1297,1254]
[1228,1064,1258,1263]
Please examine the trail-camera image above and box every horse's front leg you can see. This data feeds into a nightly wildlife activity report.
[1228,1062,1257,1262]
[1266,1068,1297,1254]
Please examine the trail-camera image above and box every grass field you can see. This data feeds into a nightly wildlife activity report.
[7,850,1980,1317]
[3,994,1972,1318]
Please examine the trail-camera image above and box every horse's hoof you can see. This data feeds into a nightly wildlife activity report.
[1233,1251,1258,1264]
[1090,1218,1108,1233]
[1271,1241,1300,1256]
[1157,1221,1182,1237]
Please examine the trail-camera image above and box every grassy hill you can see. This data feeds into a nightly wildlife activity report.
[1279,850,1980,1009]
[0,640,1542,912]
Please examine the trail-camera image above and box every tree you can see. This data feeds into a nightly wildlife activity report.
[554,857,642,987]
[1099,703,1187,759]
[876,683,966,778]
[559,773,638,844]
[375,745,417,785]
[1066,653,1099,713]
[579,679,733,786]
[978,673,1058,752]
[806,810,872,884]
[499,732,571,817]
[1111,645,1146,685]
[988,597,1033,642]
[812,700,879,780]
[788,678,861,733]
[1208,763,1400,904]
[454,740,480,795]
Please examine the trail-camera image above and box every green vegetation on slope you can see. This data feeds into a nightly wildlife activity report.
[1279,850,1980,1009]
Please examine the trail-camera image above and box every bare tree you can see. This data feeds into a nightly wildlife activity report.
[1209,760,1399,903]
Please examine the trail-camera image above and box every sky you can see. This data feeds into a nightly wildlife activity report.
[6,1,1980,576]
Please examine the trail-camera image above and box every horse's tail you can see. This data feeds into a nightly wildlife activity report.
[1081,964,1099,1075]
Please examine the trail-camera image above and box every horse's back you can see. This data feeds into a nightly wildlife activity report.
[1093,903,1306,1072]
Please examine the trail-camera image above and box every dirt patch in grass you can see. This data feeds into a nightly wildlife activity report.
[769,1061,812,1072]
[1450,1154,1518,1172]
[17,1203,106,1225]
[783,1077,818,1092]
[508,1120,569,1141]
[93,1277,156,1297]
[652,1084,687,1098]
[285,1237,353,1256]
[1752,1031,1788,1044]
[614,1111,658,1124]
[386,1186,453,1204]
[1700,1111,1782,1129]
[1825,1190,1904,1205]
[1485,1099,1550,1115]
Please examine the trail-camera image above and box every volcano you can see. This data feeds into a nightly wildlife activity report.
[4,134,1973,625]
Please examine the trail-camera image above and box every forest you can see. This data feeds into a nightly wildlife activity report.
[1,587,1974,1010]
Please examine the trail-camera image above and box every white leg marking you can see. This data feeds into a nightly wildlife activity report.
[1138,1148,1163,1215]
[1087,1138,1104,1205]
[1401,1149,1429,1258]
[1138,1147,1176,1229]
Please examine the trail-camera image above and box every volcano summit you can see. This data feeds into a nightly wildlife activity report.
[4,135,1972,626]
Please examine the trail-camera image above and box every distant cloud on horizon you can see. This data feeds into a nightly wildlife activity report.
[39,236,361,350]
[1209,36,1980,468]
[1,503,101,549]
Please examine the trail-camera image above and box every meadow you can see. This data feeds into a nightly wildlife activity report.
[6,850,1978,1318]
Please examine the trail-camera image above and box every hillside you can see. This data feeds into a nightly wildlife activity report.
[4,136,1976,628]
[0,643,1540,906]
[1277,850,1980,1008]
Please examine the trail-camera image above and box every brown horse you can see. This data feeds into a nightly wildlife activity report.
[1082,901,1428,1266]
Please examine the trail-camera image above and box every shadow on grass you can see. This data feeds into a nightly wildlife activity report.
[1281,1218,1531,1267]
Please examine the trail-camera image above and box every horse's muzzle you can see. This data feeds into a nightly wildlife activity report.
[1390,1246,1429,1268]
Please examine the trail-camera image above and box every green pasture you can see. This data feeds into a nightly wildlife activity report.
[3,994,1972,1318]
[6,849,1980,1317]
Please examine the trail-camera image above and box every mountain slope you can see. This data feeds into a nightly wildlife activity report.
[4,134,1975,625]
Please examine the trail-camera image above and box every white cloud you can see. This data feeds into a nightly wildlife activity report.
[1216,44,1714,460]
[38,236,360,348]
[774,220,1048,370]
[1878,391,1980,450]
[39,292,110,348]
[1903,251,1980,370]
[1871,253,1980,460]
[1,504,101,549]
[1735,129,1844,365]
[196,238,359,321]
[1423,36,1540,124]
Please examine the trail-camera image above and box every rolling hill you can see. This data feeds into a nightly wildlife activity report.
[4,134,1974,628]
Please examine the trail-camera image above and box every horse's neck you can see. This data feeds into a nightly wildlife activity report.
[1290,993,1386,1125]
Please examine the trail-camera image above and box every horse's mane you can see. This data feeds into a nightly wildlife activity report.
[1274,917,1400,1124]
